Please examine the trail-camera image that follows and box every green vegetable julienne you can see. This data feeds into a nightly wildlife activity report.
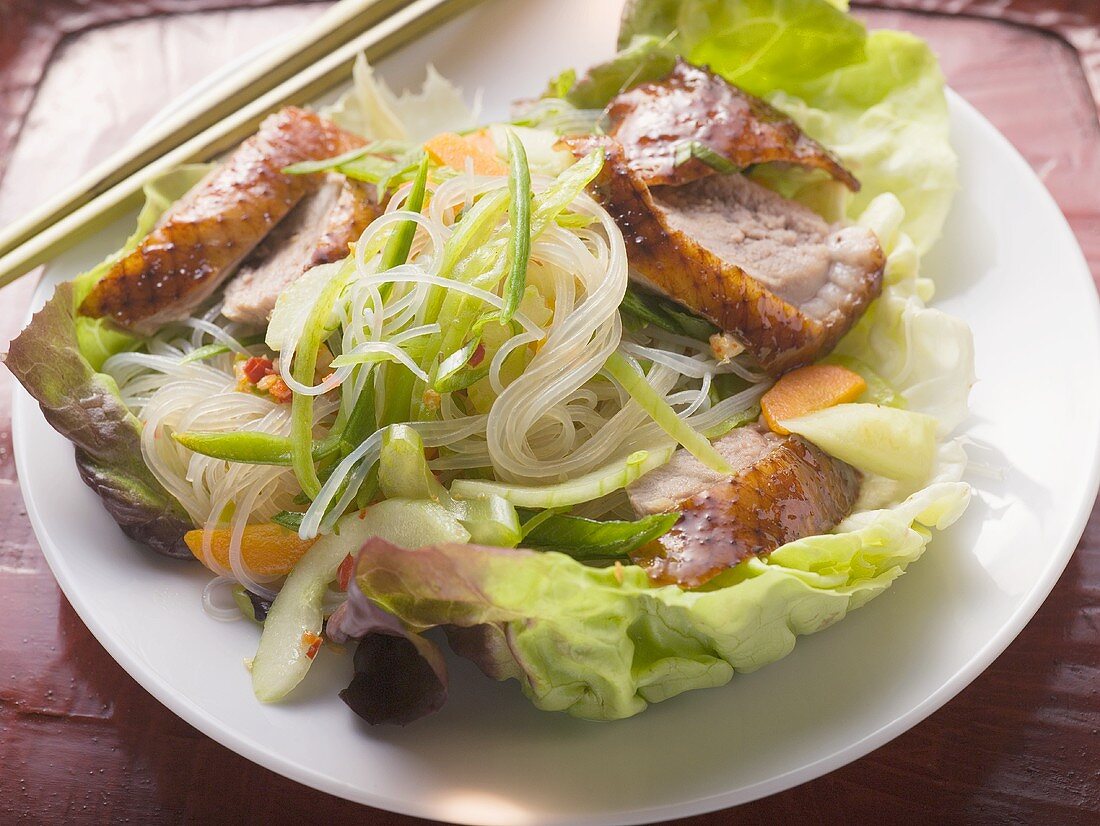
[521,511,679,559]
[500,130,532,323]
[433,338,489,393]
[179,334,265,365]
[380,154,431,272]
[290,261,351,500]
[672,139,737,173]
[603,352,731,474]
[378,154,432,428]
[283,144,374,175]
[272,511,305,531]
[172,430,339,467]
[451,448,674,508]
[619,284,718,341]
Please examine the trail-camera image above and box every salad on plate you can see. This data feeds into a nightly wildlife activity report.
[6,0,974,725]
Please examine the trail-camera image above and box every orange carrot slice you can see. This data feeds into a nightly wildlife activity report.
[464,128,498,158]
[184,524,316,577]
[761,364,867,435]
[424,131,506,176]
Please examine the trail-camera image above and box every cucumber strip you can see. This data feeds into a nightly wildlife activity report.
[450,448,674,508]
[251,503,469,703]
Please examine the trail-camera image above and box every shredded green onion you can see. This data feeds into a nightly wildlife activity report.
[290,263,351,498]
[376,148,428,200]
[619,285,717,341]
[672,140,737,174]
[283,145,373,175]
[521,511,679,559]
[173,430,338,466]
[530,148,603,236]
[180,334,264,364]
[603,351,732,474]
[500,130,532,323]
[271,510,305,531]
[703,404,761,439]
[451,448,673,508]
[374,155,432,428]
[381,154,430,272]
[518,506,570,537]
[435,338,481,386]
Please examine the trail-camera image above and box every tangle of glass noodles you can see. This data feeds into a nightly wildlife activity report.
[106,156,771,594]
[278,165,770,538]
[104,309,339,599]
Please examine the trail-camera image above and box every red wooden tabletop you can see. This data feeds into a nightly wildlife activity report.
[1,2,1098,823]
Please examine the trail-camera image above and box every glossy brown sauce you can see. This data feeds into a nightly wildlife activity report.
[578,59,860,190]
[631,435,861,587]
[79,107,356,334]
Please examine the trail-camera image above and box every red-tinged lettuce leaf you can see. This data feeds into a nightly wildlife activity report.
[328,574,447,725]
[5,282,193,557]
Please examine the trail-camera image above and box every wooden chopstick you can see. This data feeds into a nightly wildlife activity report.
[0,0,483,289]
[0,0,409,261]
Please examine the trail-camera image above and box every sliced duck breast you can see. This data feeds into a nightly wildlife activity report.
[573,59,859,190]
[221,177,381,326]
[591,145,884,373]
[566,61,883,373]
[627,425,861,587]
[79,107,361,334]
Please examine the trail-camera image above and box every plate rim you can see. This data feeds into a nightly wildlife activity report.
[11,79,1100,823]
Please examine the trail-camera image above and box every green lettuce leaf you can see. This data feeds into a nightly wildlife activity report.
[5,283,193,557]
[352,481,968,720]
[838,193,975,435]
[563,35,676,109]
[769,31,957,252]
[574,0,956,251]
[619,0,866,99]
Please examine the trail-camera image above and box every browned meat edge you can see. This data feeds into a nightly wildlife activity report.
[312,179,382,266]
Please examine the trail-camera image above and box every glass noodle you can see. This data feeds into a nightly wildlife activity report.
[103,152,769,598]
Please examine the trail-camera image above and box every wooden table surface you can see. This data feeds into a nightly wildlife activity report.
[1,2,1098,823]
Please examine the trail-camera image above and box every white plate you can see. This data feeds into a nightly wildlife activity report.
[13,1,1100,823]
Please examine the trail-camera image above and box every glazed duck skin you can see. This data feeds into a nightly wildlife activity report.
[627,425,861,587]
[312,179,382,266]
[575,59,860,190]
[79,107,358,335]
[591,145,885,373]
[221,177,382,326]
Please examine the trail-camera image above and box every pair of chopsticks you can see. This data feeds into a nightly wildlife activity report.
[0,0,484,289]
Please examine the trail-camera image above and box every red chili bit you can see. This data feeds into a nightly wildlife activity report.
[336,553,355,591]
[243,356,274,384]
[468,343,486,367]
[302,632,323,660]
[264,376,294,404]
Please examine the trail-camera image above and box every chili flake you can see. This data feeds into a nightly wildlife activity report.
[301,632,323,660]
